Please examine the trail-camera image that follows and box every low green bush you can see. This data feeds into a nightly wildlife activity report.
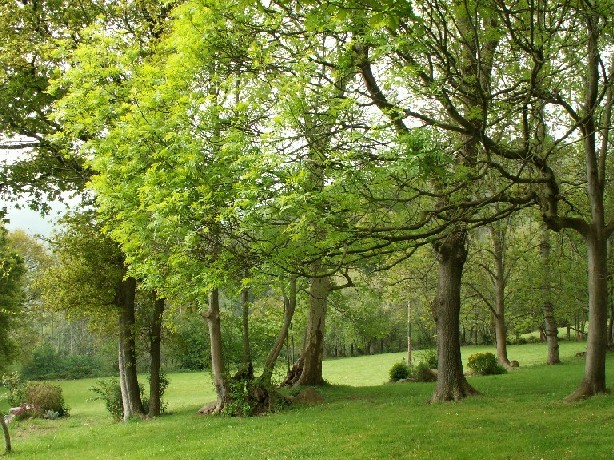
[467,352,507,376]
[389,362,410,382]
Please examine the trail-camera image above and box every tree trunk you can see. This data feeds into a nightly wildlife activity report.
[432,231,479,402]
[117,277,144,421]
[0,411,11,454]
[236,287,254,380]
[491,226,510,367]
[296,274,331,386]
[566,232,609,400]
[200,288,230,413]
[540,227,560,365]
[262,277,297,385]
[148,295,165,418]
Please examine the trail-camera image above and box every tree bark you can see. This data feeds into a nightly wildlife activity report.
[262,277,297,385]
[491,226,511,368]
[0,410,11,454]
[200,288,230,413]
[432,231,479,402]
[566,232,609,400]
[540,227,560,365]
[148,295,165,417]
[297,274,332,386]
[237,287,254,380]
[117,277,144,421]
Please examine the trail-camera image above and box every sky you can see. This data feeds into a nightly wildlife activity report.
[4,203,58,236]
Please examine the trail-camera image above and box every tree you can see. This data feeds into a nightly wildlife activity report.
[38,212,146,419]
[0,225,25,372]
[0,409,10,454]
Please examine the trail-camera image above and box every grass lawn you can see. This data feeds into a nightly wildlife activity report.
[3,341,614,459]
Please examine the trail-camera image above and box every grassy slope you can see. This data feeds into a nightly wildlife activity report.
[3,342,614,459]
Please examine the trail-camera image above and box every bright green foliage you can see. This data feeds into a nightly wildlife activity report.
[467,352,507,376]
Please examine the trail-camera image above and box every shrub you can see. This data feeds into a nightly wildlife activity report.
[389,362,410,382]
[421,349,438,369]
[467,352,507,376]
[90,378,124,421]
[24,382,69,416]
[90,373,170,421]
[412,362,437,382]
[1,372,27,406]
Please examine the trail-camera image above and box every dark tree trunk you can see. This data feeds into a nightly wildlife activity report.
[1,411,11,454]
[200,289,230,413]
[432,231,479,402]
[297,275,332,385]
[148,295,165,417]
[540,228,560,365]
[117,277,144,421]
[236,287,254,380]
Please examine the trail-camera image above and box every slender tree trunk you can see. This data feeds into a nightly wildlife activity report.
[540,227,560,365]
[117,277,144,421]
[262,277,297,385]
[0,411,11,454]
[432,231,478,402]
[148,295,165,417]
[491,227,510,367]
[200,289,230,413]
[297,274,332,385]
[237,287,254,380]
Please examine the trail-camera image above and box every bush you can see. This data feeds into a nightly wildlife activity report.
[412,362,437,382]
[90,373,170,421]
[467,352,507,376]
[421,349,438,368]
[90,378,123,421]
[22,344,107,380]
[24,382,69,416]
[389,362,410,382]
[1,372,27,406]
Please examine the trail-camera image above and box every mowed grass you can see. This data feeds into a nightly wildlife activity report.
[3,342,614,459]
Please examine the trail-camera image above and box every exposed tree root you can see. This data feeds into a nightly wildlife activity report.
[431,378,479,403]
[564,380,610,402]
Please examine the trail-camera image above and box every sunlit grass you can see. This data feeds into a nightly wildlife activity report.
[3,342,613,459]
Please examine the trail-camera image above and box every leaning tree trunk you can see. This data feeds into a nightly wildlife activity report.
[148,295,165,417]
[297,274,332,386]
[117,277,145,421]
[0,410,11,454]
[262,277,297,386]
[432,231,479,402]
[200,288,230,413]
[540,227,560,365]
